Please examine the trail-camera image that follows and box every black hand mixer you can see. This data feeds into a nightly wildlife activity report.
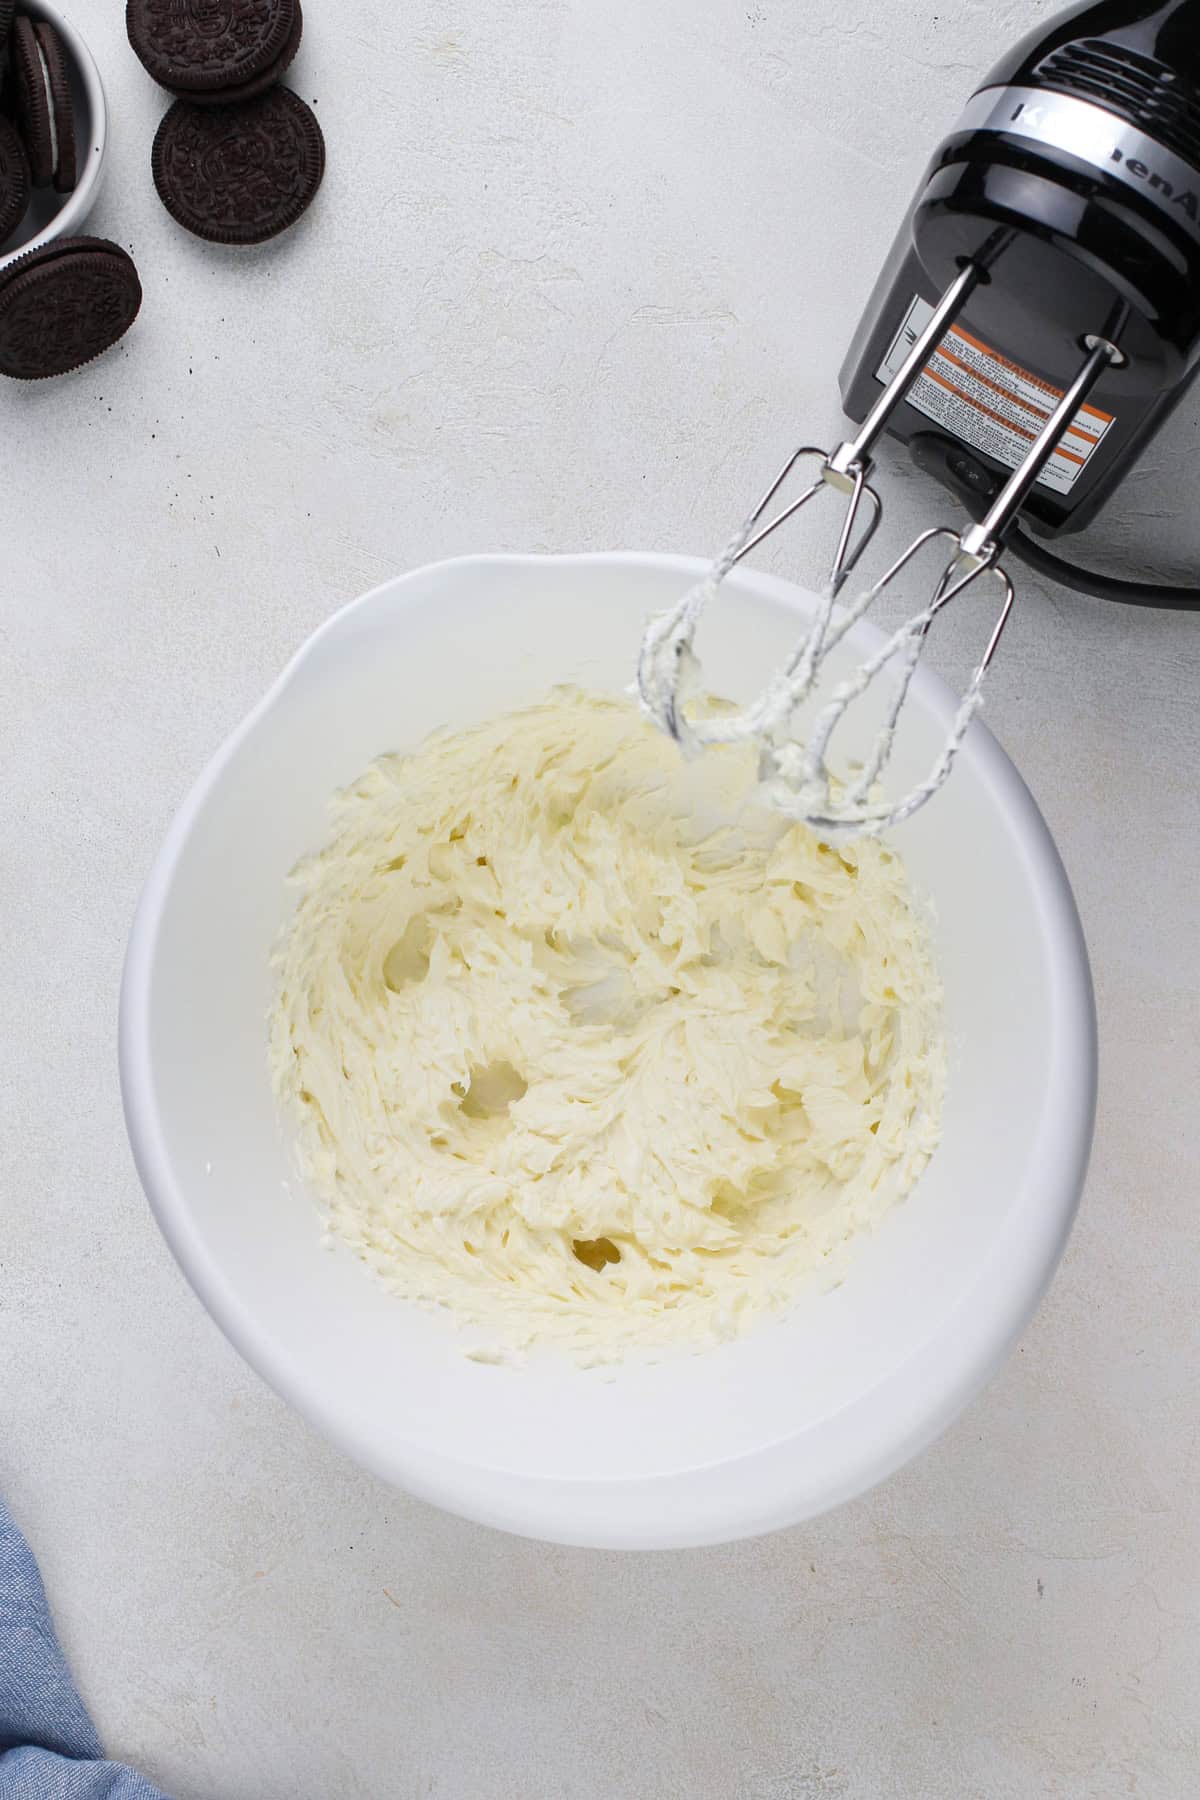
[639,0,1200,836]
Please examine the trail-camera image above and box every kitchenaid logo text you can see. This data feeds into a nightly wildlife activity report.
[1004,98,1200,225]
[959,89,1200,245]
[1107,145,1199,220]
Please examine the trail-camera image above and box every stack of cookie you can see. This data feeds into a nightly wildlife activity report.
[0,8,142,379]
[127,0,325,246]
[2,9,76,218]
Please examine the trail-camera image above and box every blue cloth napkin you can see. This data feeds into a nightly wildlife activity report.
[1,1496,170,1799]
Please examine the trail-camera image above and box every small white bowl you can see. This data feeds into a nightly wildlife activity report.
[120,553,1097,1549]
[0,0,108,272]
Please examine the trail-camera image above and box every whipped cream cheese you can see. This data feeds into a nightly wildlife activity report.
[270,690,944,1357]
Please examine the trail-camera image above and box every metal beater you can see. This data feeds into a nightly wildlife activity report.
[639,0,1200,836]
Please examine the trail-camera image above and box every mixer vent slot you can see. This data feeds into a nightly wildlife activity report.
[1038,39,1200,169]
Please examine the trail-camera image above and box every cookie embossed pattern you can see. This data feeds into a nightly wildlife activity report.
[126,0,299,95]
[0,236,140,378]
[152,85,325,244]
[129,0,323,244]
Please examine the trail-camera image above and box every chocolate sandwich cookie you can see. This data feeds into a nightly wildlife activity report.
[170,1,302,106]
[11,14,76,191]
[152,86,324,245]
[0,113,30,244]
[0,236,142,379]
[126,0,296,97]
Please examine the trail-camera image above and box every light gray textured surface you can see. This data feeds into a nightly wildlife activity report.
[3,2,1198,1796]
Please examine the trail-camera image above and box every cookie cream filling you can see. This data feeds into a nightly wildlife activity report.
[33,37,58,181]
[270,691,945,1357]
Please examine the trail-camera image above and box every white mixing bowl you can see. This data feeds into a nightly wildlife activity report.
[120,553,1096,1549]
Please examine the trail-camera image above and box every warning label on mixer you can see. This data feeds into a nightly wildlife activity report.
[876,295,1115,495]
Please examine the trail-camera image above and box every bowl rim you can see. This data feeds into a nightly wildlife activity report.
[119,551,1098,1548]
[0,0,109,272]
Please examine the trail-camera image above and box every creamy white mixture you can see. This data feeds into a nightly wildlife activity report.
[270,691,945,1357]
